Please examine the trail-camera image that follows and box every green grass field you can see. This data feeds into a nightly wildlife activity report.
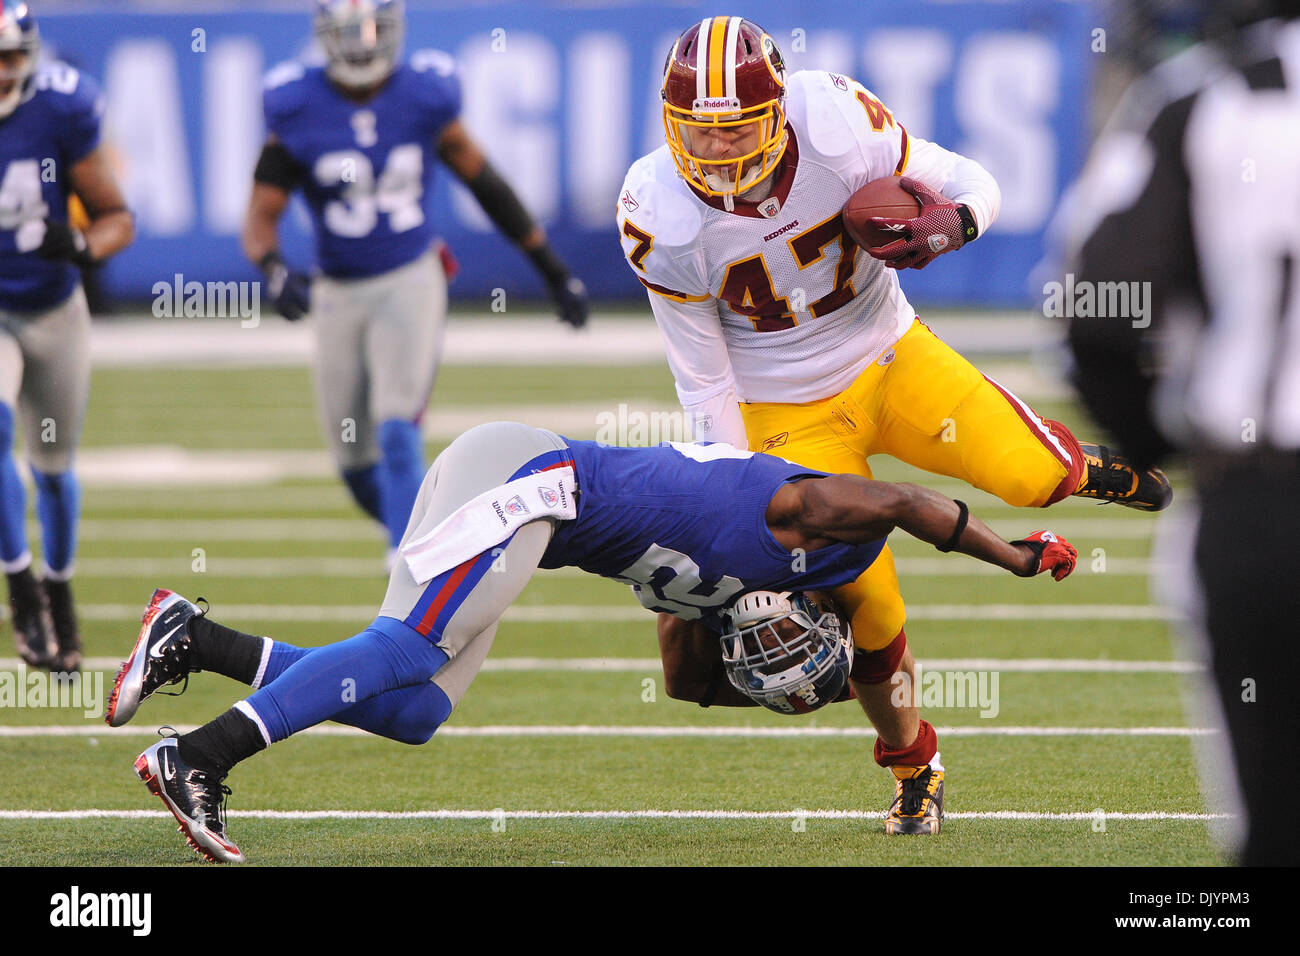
[0,352,1231,866]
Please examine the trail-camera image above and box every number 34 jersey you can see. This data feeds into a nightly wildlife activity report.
[617,69,1000,407]
[262,51,461,280]
[539,439,885,623]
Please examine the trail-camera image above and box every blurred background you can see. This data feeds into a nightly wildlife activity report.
[33,0,1119,310]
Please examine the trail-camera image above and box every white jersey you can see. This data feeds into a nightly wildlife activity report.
[617,70,1001,447]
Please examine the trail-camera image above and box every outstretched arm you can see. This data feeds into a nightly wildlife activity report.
[768,475,1076,579]
[437,120,588,328]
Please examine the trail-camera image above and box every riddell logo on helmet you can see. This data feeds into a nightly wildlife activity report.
[692,97,741,112]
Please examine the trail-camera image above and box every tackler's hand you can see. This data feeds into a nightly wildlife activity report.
[1011,530,1078,581]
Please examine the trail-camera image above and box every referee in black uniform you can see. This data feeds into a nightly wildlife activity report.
[1065,1,1300,866]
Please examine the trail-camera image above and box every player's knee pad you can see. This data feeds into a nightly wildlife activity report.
[850,628,907,684]
[26,441,74,475]
[378,418,423,470]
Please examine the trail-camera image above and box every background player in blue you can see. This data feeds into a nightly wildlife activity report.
[242,0,590,565]
[0,2,134,672]
[103,421,1077,862]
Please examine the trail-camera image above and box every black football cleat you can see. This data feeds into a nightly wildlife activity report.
[135,732,243,864]
[106,588,203,728]
[1074,442,1173,512]
[884,761,945,835]
[42,578,82,674]
[7,567,57,670]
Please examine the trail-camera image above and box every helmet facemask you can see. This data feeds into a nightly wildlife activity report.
[315,0,405,91]
[720,591,853,715]
[0,2,39,121]
[663,95,787,201]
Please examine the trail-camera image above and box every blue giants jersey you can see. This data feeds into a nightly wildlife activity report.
[262,51,461,279]
[540,440,886,623]
[0,62,102,312]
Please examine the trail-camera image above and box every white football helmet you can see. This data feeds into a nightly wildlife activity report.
[315,0,404,90]
[0,1,39,121]
[720,590,853,715]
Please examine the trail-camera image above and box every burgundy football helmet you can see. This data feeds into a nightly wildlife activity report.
[661,16,788,202]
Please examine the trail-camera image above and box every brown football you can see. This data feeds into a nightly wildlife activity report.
[842,177,921,251]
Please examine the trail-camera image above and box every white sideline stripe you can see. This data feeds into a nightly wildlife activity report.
[0,809,1229,822]
[62,557,1164,579]
[0,656,1203,674]
[0,603,1181,625]
[59,517,1162,541]
[0,725,1216,738]
[91,313,1069,370]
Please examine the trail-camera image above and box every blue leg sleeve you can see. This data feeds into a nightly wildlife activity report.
[243,616,449,743]
[0,404,28,563]
[30,468,79,573]
[377,418,424,549]
[258,636,452,744]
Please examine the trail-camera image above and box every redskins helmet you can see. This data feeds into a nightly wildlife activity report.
[661,16,788,204]
[720,590,852,715]
[315,0,405,90]
[0,1,39,121]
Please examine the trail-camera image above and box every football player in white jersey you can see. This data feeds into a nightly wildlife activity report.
[618,16,1173,834]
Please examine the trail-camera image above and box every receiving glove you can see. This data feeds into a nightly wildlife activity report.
[528,243,589,329]
[258,252,312,322]
[867,177,969,270]
[1012,530,1078,581]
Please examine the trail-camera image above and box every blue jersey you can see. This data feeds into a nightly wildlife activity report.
[262,51,461,279]
[540,440,885,624]
[0,62,102,312]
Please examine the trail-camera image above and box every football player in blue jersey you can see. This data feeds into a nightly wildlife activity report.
[0,1,134,673]
[103,421,1076,862]
[243,0,589,565]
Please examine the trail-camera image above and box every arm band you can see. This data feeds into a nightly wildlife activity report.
[936,500,969,553]
[253,141,306,192]
[462,161,536,244]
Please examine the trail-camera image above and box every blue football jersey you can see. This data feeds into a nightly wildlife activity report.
[0,61,102,312]
[540,440,886,623]
[262,50,461,279]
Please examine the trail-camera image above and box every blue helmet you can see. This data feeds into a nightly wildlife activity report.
[314,0,405,90]
[720,590,853,715]
[0,1,39,120]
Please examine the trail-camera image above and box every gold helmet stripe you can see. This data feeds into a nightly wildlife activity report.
[707,15,729,99]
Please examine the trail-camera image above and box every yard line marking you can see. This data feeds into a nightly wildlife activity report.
[0,725,1217,738]
[0,603,1182,626]
[61,557,1165,579]
[0,809,1231,822]
[0,656,1203,674]
[60,517,1163,541]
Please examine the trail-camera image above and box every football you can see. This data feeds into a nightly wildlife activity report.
[841,177,921,251]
